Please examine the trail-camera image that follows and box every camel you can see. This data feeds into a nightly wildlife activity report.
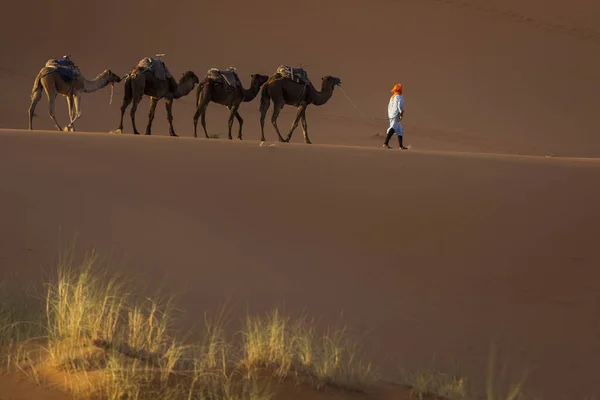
[115,57,199,136]
[28,57,121,131]
[192,69,269,140]
[258,66,341,144]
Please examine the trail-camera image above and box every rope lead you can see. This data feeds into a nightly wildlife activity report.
[338,86,396,122]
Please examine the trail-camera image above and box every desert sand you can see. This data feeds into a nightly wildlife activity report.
[1,0,600,398]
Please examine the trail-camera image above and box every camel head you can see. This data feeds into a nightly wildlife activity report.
[180,71,200,85]
[321,76,341,88]
[251,74,270,87]
[102,69,122,83]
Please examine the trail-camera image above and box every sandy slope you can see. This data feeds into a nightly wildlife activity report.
[1,129,599,399]
[0,369,415,400]
[0,373,72,400]
[2,0,600,397]
[1,0,599,156]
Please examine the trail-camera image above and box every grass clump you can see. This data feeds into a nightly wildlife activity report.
[241,309,293,380]
[0,250,272,399]
[239,310,378,392]
[484,341,528,400]
[401,342,529,400]
[0,249,377,399]
[0,248,540,400]
[402,368,468,400]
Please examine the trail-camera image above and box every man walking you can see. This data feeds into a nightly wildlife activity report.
[383,83,408,150]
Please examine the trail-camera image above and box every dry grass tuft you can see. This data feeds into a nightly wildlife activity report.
[402,368,468,400]
[241,309,293,380]
[0,249,377,399]
[239,309,378,392]
[401,342,530,400]
[0,247,538,400]
[485,341,528,400]
[0,250,273,399]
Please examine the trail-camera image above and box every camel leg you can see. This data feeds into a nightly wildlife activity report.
[116,79,133,134]
[65,95,81,132]
[130,92,143,135]
[192,103,202,138]
[259,98,270,142]
[192,104,210,139]
[69,95,76,122]
[63,96,73,132]
[44,85,62,131]
[117,97,132,134]
[226,105,238,140]
[300,110,311,144]
[28,79,44,130]
[193,86,211,139]
[199,104,210,139]
[270,102,287,143]
[285,104,306,143]
[65,96,75,131]
[165,97,178,137]
[72,95,81,132]
[234,110,244,140]
[145,97,159,135]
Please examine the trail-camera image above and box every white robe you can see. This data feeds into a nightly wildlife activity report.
[387,94,404,136]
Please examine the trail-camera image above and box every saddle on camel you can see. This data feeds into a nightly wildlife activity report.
[205,67,242,90]
[43,55,80,82]
[127,54,178,93]
[274,64,314,103]
[275,65,310,84]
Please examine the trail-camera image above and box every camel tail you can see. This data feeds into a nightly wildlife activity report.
[31,74,42,96]
[195,81,202,107]
[195,78,209,107]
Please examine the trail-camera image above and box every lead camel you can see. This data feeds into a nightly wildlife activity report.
[258,66,341,144]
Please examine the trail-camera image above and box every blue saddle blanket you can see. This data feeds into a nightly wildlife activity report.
[57,67,75,81]
[55,59,74,68]
[43,58,79,82]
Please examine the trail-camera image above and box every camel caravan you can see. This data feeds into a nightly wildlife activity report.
[27,54,342,144]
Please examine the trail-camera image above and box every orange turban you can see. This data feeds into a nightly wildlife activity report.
[391,83,403,95]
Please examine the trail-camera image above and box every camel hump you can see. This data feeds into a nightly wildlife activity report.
[43,56,80,82]
[134,57,172,81]
[205,67,241,89]
[44,57,78,71]
[276,65,310,84]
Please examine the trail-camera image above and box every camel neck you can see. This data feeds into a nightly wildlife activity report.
[312,83,335,106]
[82,73,110,93]
[242,78,262,102]
[174,78,195,99]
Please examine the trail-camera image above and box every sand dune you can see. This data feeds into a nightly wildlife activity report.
[2,0,600,397]
[1,129,600,399]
